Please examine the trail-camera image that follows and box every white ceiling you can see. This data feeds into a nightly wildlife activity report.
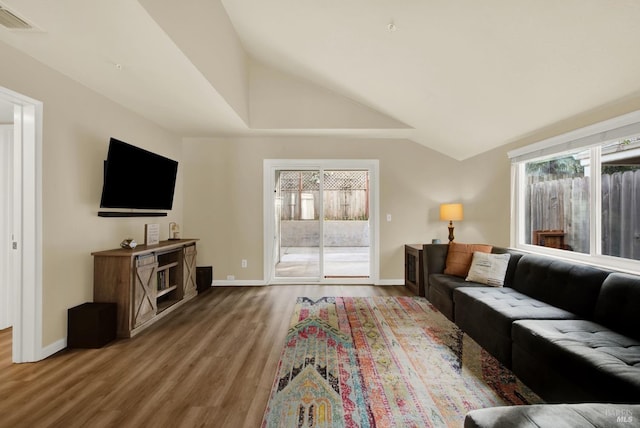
[1,0,640,160]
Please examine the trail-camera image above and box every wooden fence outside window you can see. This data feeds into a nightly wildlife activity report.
[527,170,640,260]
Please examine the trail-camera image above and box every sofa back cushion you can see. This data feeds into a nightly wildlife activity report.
[491,247,524,288]
[444,242,492,277]
[512,254,609,318]
[594,273,640,340]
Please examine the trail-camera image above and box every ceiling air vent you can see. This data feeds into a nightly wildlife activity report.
[0,6,33,30]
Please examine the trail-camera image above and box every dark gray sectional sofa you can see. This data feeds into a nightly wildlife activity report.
[422,243,640,404]
[464,403,640,428]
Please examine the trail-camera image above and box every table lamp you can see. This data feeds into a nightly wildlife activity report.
[440,203,463,243]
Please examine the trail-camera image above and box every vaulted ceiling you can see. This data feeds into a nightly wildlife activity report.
[1,0,639,160]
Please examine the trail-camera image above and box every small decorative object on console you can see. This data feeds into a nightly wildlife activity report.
[144,223,160,245]
[120,239,137,249]
[169,222,180,240]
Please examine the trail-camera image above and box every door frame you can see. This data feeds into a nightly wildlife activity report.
[0,86,43,363]
[0,124,12,330]
[263,159,380,285]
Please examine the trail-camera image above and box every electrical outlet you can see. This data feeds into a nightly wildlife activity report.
[241,259,247,268]
[386,214,392,222]
[227,275,235,281]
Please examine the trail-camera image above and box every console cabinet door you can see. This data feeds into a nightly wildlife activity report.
[133,254,158,328]
[183,244,197,298]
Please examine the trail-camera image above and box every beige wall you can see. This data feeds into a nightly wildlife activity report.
[249,62,409,130]
[456,144,515,248]
[0,41,183,347]
[456,93,640,251]
[183,136,516,282]
[180,95,640,284]
[139,0,250,123]
[5,27,640,351]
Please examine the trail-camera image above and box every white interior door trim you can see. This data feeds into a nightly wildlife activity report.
[0,125,12,330]
[263,159,380,285]
[0,86,43,363]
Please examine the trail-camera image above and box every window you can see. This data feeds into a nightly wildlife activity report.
[510,111,640,273]
[600,138,640,260]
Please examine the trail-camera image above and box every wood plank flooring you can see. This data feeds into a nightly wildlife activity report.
[0,285,412,428]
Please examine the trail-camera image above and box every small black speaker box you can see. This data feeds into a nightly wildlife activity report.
[67,302,117,348]
[196,266,213,294]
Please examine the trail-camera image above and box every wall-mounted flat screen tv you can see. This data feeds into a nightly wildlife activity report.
[100,138,178,210]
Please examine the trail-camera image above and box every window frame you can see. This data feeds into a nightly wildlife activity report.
[509,111,640,275]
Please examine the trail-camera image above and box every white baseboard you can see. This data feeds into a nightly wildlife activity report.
[212,280,267,286]
[211,279,405,286]
[40,337,66,360]
[376,279,405,286]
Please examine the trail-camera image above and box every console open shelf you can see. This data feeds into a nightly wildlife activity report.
[156,285,177,298]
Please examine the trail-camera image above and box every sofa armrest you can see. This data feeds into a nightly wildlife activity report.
[422,243,449,300]
[423,244,449,276]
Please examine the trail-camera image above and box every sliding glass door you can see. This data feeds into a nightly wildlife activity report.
[265,160,378,284]
[322,170,370,278]
[274,169,321,279]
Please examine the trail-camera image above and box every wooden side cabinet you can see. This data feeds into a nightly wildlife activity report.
[404,244,424,296]
[92,239,198,338]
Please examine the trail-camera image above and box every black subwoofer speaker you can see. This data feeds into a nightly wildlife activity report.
[196,266,213,294]
[67,302,117,348]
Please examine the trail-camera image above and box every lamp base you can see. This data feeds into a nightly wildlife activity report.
[448,221,455,243]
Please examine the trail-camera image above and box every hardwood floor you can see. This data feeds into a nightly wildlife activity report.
[0,285,412,428]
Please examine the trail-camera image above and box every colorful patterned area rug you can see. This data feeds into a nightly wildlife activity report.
[262,296,542,428]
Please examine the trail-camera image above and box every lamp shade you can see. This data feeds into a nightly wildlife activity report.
[440,203,464,221]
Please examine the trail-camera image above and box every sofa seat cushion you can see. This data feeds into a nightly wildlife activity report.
[427,273,486,321]
[430,274,486,297]
[454,287,576,367]
[464,403,640,428]
[512,319,640,403]
[455,287,577,338]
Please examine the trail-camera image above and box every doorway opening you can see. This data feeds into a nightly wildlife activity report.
[0,87,43,363]
[0,121,12,333]
[264,160,379,284]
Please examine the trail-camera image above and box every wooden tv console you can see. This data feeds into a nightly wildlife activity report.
[92,239,198,338]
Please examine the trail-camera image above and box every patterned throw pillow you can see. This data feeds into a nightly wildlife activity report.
[466,251,511,286]
[443,242,493,278]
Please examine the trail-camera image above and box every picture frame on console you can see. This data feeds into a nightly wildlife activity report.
[145,223,160,246]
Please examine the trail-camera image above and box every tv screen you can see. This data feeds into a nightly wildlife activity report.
[100,138,178,210]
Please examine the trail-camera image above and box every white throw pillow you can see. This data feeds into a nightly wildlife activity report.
[465,251,511,287]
